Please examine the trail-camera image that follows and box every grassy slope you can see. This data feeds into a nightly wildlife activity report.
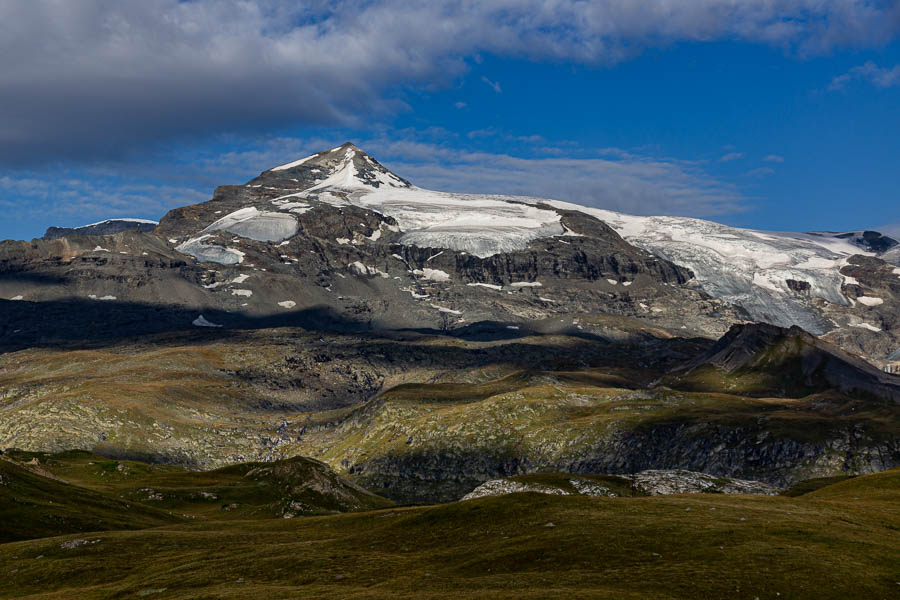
[0,469,897,599]
[1,451,393,526]
[0,458,181,543]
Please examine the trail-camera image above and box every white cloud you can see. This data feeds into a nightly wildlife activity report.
[1,0,898,163]
[720,152,745,162]
[357,137,748,217]
[830,61,900,90]
[2,133,751,240]
[746,167,775,177]
[763,154,785,163]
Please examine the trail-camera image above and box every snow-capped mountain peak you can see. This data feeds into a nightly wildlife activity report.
[161,143,899,348]
[265,142,410,191]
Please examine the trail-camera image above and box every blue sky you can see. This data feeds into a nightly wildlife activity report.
[1,1,899,241]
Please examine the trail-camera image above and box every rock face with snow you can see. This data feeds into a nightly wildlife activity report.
[43,219,158,240]
[2,142,899,364]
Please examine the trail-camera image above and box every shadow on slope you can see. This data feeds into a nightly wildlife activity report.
[0,455,181,543]
[665,322,900,402]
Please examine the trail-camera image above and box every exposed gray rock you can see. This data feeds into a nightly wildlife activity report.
[43,219,157,240]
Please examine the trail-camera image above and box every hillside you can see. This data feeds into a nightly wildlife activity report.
[1,469,897,599]
[2,324,896,504]
[0,450,393,533]
[0,456,180,543]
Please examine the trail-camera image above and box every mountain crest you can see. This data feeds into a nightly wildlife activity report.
[258,142,410,191]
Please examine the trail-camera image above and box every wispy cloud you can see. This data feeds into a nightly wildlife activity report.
[481,76,502,93]
[879,222,900,238]
[763,154,785,163]
[1,131,752,240]
[352,134,749,218]
[1,1,898,164]
[720,152,745,162]
[830,61,900,90]
[746,167,775,177]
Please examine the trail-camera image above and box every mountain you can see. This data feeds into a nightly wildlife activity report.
[1,143,899,504]
[43,218,158,240]
[3,142,897,365]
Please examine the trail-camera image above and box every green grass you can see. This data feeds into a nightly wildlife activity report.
[0,458,181,543]
[780,475,857,497]
[0,451,393,537]
[0,469,898,599]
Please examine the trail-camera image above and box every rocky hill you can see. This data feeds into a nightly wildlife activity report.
[668,322,900,401]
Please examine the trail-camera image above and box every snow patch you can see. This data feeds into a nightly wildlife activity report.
[414,268,450,282]
[270,152,318,171]
[852,322,882,332]
[202,207,298,242]
[77,218,158,229]
[348,261,389,278]
[9,295,23,301]
[231,289,252,297]
[277,300,297,309]
[467,282,503,291]
[857,296,884,306]
[430,304,461,315]
[176,235,245,265]
[510,281,542,288]
[193,315,222,328]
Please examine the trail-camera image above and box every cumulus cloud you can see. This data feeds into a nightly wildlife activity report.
[1,0,898,164]
[830,61,900,90]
